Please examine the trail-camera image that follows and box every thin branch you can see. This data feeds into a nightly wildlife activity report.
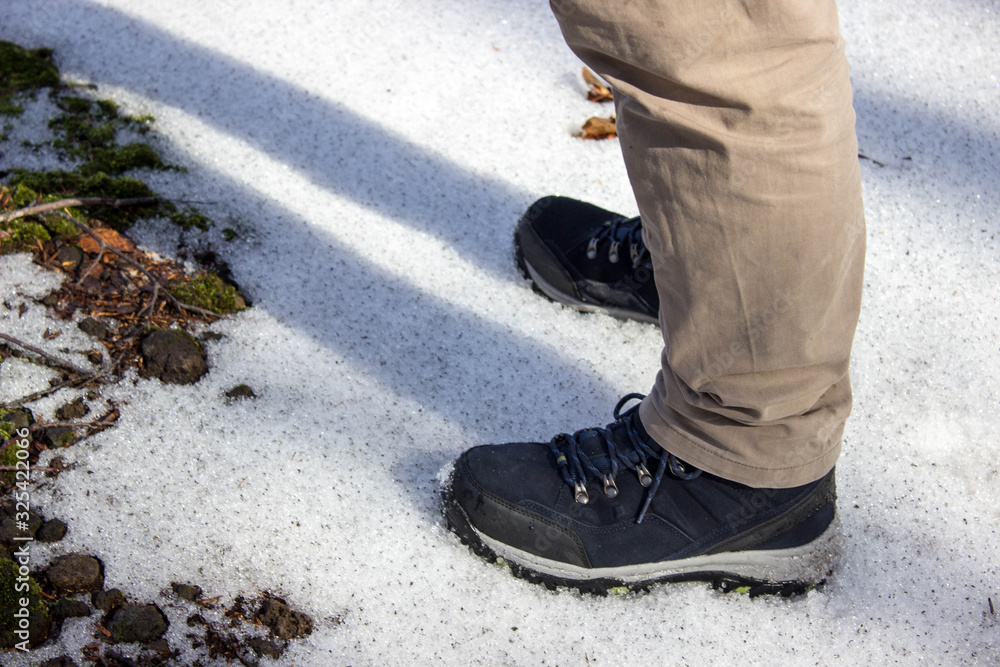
[75,242,104,286]
[0,196,158,224]
[0,332,93,377]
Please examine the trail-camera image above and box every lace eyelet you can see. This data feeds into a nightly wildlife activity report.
[586,238,598,260]
[574,481,590,504]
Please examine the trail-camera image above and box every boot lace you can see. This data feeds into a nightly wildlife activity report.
[585,216,649,268]
[549,394,701,524]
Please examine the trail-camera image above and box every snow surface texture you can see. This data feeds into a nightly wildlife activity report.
[1,0,999,664]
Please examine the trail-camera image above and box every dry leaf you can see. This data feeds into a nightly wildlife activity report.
[77,227,136,255]
[582,67,613,102]
[577,115,617,140]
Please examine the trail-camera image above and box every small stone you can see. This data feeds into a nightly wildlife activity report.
[41,425,76,448]
[50,597,91,620]
[47,455,66,477]
[106,604,169,644]
[0,509,43,544]
[37,518,68,542]
[92,588,126,611]
[55,397,90,420]
[256,598,313,640]
[247,637,285,659]
[146,637,170,653]
[0,407,34,431]
[141,329,208,385]
[225,384,256,400]
[78,317,110,341]
[41,292,60,307]
[171,582,202,601]
[47,553,103,592]
[53,245,84,272]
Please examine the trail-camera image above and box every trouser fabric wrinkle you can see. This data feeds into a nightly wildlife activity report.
[551,0,866,487]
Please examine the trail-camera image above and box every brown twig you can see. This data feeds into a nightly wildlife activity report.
[75,242,104,287]
[0,196,159,224]
[0,332,93,377]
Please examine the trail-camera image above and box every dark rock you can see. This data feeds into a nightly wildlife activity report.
[41,292,60,307]
[256,598,313,640]
[247,636,284,659]
[40,426,76,448]
[225,384,256,400]
[47,554,103,592]
[37,519,68,543]
[106,603,169,644]
[141,329,208,385]
[47,455,66,478]
[53,245,84,272]
[41,657,78,667]
[55,398,90,420]
[78,317,110,341]
[92,588,126,612]
[146,637,170,653]
[171,582,202,601]
[0,407,34,431]
[0,509,43,544]
[51,597,91,620]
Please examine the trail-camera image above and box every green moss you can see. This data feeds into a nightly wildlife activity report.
[0,41,60,119]
[170,271,246,314]
[169,210,212,231]
[0,439,19,487]
[7,169,160,230]
[81,143,167,176]
[222,227,239,241]
[0,96,23,117]
[0,558,49,649]
[58,95,92,115]
[50,113,117,152]
[0,220,50,254]
[96,99,119,117]
[0,42,60,91]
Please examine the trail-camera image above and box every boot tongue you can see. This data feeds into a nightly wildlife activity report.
[576,429,610,469]
[573,420,642,475]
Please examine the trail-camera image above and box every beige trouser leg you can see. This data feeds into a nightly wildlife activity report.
[552,0,866,487]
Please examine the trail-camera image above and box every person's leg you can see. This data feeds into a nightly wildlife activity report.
[442,0,863,591]
[553,0,865,487]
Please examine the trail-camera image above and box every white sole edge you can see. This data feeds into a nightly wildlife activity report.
[475,515,842,585]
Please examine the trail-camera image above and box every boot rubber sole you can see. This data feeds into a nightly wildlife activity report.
[443,490,839,597]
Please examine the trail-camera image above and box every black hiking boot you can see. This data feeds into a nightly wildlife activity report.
[515,196,659,325]
[442,395,839,595]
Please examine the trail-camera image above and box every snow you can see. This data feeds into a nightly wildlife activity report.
[2,0,999,664]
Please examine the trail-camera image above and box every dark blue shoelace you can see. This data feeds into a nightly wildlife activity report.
[586,216,649,268]
[549,394,701,524]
